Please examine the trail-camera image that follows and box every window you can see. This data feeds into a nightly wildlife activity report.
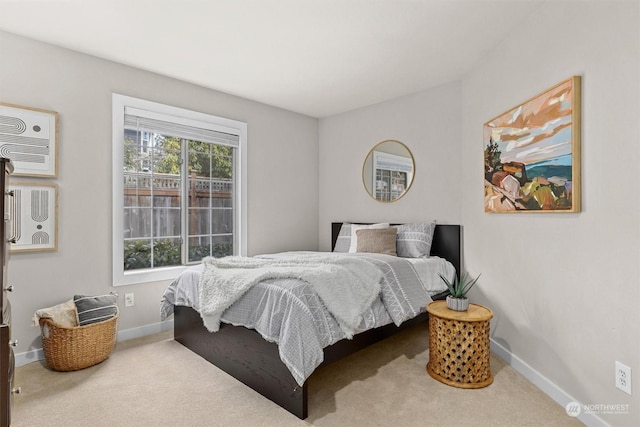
[112,94,247,286]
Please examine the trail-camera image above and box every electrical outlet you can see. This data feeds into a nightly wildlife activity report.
[615,361,632,395]
[124,293,135,307]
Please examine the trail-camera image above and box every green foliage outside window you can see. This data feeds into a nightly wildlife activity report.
[124,239,232,270]
[124,134,232,178]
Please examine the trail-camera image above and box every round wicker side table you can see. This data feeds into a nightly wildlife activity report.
[426,300,493,389]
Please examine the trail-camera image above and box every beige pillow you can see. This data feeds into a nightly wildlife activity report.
[356,227,397,256]
[348,222,390,253]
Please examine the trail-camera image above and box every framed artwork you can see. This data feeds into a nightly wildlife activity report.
[8,182,58,252]
[0,102,58,177]
[483,76,581,213]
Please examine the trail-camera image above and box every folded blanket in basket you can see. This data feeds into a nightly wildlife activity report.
[32,299,78,328]
[198,253,382,338]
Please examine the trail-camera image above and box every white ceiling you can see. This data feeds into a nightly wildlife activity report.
[0,0,545,118]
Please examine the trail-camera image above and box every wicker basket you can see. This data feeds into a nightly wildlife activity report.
[39,312,118,372]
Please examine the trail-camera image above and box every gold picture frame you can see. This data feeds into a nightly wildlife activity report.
[9,182,58,252]
[0,102,58,177]
[483,76,581,213]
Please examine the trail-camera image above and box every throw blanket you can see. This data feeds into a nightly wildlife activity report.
[198,253,382,338]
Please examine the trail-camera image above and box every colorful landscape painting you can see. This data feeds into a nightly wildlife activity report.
[484,76,581,213]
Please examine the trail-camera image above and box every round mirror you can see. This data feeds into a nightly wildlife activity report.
[362,140,414,202]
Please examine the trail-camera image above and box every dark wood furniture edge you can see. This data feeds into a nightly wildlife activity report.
[174,307,435,419]
[0,325,10,427]
[174,222,461,419]
[1,158,12,427]
[174,305,308,418]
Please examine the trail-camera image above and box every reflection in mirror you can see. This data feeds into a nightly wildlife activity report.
[362,140,414,202]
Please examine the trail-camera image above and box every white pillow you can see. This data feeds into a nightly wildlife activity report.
[348,223,390,253]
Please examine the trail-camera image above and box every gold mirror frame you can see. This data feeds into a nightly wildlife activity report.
[362,140,415,202]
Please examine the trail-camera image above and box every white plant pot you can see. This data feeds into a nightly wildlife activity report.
[446,295,469,311]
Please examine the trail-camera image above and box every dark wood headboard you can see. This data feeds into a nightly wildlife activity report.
[331,222,461,275]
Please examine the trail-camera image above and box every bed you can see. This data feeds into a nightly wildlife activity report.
[162,222,461,419]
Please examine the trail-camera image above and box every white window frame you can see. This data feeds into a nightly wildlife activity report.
[112,94,247,286]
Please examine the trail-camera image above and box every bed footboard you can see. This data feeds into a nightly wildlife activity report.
[174,305,432,419]
[174,305,308,418]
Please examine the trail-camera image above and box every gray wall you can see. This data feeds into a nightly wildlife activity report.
[318,80,463,249]
[320,2,639,426]
[461,2,639,425]
[0,30,319,355]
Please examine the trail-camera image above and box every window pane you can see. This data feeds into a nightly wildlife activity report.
[153,207,181,238]
[153,238,182,268]
[214,180,233,199]
[212,234,233,258]
[188,208,210,235]
[189,146,212,179]
[188,140,211,154]
[190,176,212,208]
[124,239,152,270]
[150,146,181,175]
[153,193,180,208]
[211,208,233,234]
[124,165,153,208]
[124,207,151,238]
[188,236,211,263]
[212,148,233,180]
[124,132,155,172]
[123,135,145,172]
[124,194,151,208]
[212,195,232,208]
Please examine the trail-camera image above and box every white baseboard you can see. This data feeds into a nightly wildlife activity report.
[491,338,609,427]
[16,348,44,367]
[116,319,174,342]
[15,319,174,367]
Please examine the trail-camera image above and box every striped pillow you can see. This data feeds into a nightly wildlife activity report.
[74,294,118,326]
[396,221,436,258]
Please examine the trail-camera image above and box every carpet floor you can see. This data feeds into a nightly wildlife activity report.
[12,323,583,426]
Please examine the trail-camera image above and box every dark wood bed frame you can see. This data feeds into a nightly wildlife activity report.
[174,223,460,419]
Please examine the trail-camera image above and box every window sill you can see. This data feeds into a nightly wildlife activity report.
[114,265,191,287]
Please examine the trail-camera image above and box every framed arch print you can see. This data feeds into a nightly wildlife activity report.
[8,182,58,252]
[0,102,58,177]
[484,76,581,213]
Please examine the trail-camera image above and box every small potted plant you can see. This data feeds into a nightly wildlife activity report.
[439,272,481,311]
